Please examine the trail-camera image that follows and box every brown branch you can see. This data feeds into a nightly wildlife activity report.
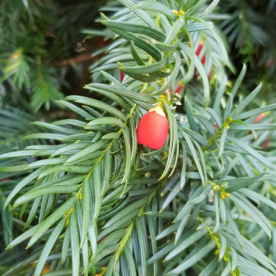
[52,53,95,67]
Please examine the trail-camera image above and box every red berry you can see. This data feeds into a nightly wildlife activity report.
[169,83,184,96]
[137,111,169,150]
[263,140,269,148]
[175,83,184,94]
[254,113,266,123]
[195,44,203,56]
[120,70,124,82]
[195,43,206,66]
[201,55,206,66]
[195,42,209,78]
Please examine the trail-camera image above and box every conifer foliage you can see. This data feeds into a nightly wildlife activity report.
[1,0,276,276]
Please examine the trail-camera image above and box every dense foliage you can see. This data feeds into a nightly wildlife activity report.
[0,0,276,276]
[0,0,104,111]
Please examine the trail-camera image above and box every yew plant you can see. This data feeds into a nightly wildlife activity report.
[1,0,276,276]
